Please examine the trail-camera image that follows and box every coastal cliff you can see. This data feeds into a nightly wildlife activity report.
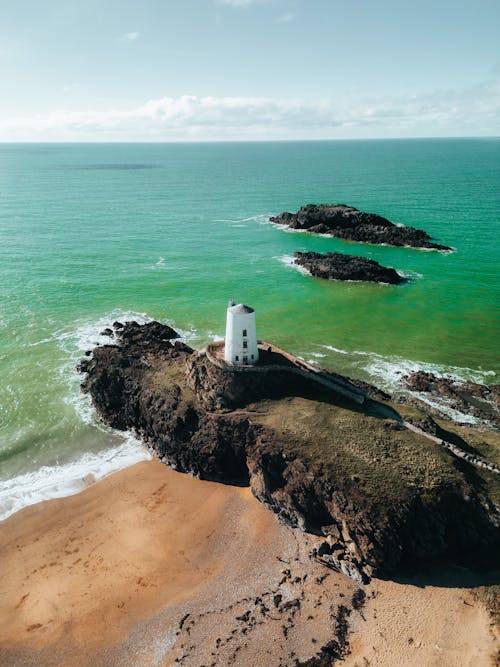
[270,204,451,250]
[79,321,499,580]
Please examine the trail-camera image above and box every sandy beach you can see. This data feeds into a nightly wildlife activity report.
[0,459,497,666]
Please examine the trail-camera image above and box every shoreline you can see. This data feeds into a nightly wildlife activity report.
[0,458,353,665]
[0,436,151,522]
[1,344,495,524]
[1,458,497,666]
[1,306,496,527]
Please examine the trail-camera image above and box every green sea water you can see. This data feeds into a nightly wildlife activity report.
[0,139,499,517]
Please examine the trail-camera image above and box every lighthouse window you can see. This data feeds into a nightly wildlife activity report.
[242,341,248,349]
[242,329,247,337]
[251,354,254,360]
[235,355,239,361]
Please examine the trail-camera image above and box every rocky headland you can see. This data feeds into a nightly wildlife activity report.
[293,251,405,284]
[270,204,451,250]
[79,321,499,583]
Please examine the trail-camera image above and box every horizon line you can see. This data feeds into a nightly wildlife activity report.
[1,135,499,145]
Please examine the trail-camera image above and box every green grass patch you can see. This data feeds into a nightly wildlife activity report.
[248,396,464,506]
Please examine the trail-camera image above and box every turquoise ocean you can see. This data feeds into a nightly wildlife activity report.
[1,139,499,519]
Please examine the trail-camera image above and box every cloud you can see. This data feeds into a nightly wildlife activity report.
[276,12,294,23]
[217,0,270,7]
[1,83,498,141]
[120,32,140,42]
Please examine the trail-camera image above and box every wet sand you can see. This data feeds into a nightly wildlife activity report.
[0,459,497,666]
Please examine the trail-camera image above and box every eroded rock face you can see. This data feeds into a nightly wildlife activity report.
[185,352,331,411]
[294,251,404,285]
[270,204,451,250]
[79,321,499,578]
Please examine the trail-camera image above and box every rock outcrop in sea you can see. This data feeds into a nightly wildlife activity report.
[78,321,499,581]
[402,370,500,428]
[293,251,405,284]
[270,204,451,250]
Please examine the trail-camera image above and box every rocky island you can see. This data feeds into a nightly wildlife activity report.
[294,251,405,284]
[79,320,499,584]
[271,204,452,250]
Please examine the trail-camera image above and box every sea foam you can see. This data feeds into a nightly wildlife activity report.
[0,436,151,522]
[276,255,311,275]
[0,310,197,522]
[361,354,495,424]
[319,343,496,424]
[56,308,197,426]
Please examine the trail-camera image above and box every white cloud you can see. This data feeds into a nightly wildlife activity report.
[276,12,294,23]
[120,32,140,42]
[217,0,270,7]
[1,83,498,141]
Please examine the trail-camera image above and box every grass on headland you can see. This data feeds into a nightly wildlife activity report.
[248,395,467,506]
[150,354,499,507]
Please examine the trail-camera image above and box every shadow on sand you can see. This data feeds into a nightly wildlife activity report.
[382,562,500,590]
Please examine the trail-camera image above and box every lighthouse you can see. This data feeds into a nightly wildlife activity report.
[224,299,259,366]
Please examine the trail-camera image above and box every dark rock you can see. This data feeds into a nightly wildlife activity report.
[186,347,352,411]
[78,321,500,579]
[294,251,405,285]
[280,599,300,613]
[296,606,351,665]
[270,204,451,250]
[296,639,344,667]
[312,541,369,584]
[101,328,114,337]
[345,377,392,402]
[179,613,190,630]
[76,359,90,374]
[351,588,366,610]
[236,611,251,623]
[403,371,499,427]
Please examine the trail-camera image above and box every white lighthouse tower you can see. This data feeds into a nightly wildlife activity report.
[224,299,259,366]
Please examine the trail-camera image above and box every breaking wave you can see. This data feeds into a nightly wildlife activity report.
[0,436,150,522]
[276,254,311,275]
[318,343,496,424]
[0,310,198,521]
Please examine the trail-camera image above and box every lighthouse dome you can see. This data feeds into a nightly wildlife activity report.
[228,303,254,315]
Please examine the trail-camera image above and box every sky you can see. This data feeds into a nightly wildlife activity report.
[0,0,499,141]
